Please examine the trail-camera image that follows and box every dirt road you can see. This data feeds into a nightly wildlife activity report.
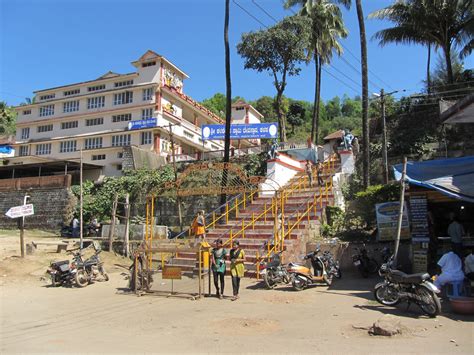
[0,233,472,354]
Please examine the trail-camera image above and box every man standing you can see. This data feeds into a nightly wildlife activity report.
[316,161,324,186]
[72,216,80,238]
[447,213,464,256]
[230,241,245,301]
[305,161,313,188]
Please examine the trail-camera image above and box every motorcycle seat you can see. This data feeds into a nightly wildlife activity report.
[391,270,430,283]
[52,260,69,266]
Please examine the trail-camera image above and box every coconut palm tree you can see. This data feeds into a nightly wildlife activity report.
[370,0,473,85]
[286,0,371,187]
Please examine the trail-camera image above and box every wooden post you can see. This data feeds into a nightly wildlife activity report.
[123,193,130,258]
[394,157,407,265]
[108,194,118,251]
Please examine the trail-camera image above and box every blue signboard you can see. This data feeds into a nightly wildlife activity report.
[128,118,157,130]
[201,123,278,140]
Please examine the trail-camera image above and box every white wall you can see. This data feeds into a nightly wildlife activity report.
[260,154,304,197]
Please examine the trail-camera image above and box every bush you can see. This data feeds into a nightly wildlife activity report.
[353,184,400,228]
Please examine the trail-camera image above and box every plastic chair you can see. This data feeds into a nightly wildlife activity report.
[446,280,464,297]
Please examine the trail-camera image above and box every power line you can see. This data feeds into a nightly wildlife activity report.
[321,67,360,94]
[252,0,279,23]
[233,0,269,28]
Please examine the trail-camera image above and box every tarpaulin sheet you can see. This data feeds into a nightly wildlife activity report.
[393,156,474,203]
[0,145,13,154]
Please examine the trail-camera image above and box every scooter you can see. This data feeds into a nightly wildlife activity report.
[259,251,291,289]
[288,248,337,291]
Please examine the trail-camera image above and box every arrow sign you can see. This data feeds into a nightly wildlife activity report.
[5,204,34,219]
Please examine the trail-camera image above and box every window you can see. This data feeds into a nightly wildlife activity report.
[35,143,51,155]
[85,117,103,126]
[113,91,133,105]
[60,140,77,153]
[140,131,152,145]
[114,80,134,88]
[112,134,131,147]
[64,89,80,96]
[23,110,31,115]
[21,127,30,139]
[142,61,156,68]
[142,88,153,101]
[116,164,123,171]
[37,124,53,133]
[39,104,54,117]
[87,96,105,109]
[235,107,245,111]
[84,137,102,150]
[112,113,132,122]
[19,145,29,156]
[88,84,105,92]
[61,121,78,130]
[63,100,79,113]
[183,131,194,139]
[39,94,55,101]
[117,152,123,158]
[142,108,153,119]
[92,154,106,161]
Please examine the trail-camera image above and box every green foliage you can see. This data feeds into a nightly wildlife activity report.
[287,102,305,133]
[201,93,226,118]
[71,166,174,222]
[353,184,400,228]
[0,102,17,135]
[321,206,345,238]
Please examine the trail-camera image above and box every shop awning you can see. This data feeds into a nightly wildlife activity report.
[393,156,474,203]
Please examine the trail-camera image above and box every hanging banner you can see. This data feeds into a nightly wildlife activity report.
[375,201,410,241]
[201,123,278,140]
[128,118,157,130]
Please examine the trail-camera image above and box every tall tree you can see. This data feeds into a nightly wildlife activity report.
[221,0,232,206]
[0,102,17,135]
[370,0,474,85]
[355,0,370,188]
[285,0,348,145]
[237,15,310,142]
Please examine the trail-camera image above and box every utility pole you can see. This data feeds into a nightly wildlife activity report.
[80,148,84,249]
[380,89,389,184]
[168,123,183,231]
[393,157,407,265]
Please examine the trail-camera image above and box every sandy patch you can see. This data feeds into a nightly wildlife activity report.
[210,317,280,335]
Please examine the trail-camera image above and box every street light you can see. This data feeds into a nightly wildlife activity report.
[372,89,405,184]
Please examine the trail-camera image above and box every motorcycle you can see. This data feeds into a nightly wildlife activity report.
[352,244,379,277]
[374,256,441,317]
[288,248,339,291]
[259,251,291,289]
[46,250,82,287]
[74,243,109,287]
[321,250,342,281]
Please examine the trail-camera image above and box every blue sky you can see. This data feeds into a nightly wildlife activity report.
[1,0,472,107]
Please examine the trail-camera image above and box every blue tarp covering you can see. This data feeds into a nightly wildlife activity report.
[393,156,474,203]
[0,145,13,154]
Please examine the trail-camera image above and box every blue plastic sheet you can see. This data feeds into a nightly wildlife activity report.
[393,156,474,202]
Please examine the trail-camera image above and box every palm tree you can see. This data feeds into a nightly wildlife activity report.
[286,0,371,187]
[370,0,473,85]
[221,0,232,206]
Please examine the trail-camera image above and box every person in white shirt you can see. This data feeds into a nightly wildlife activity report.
[434,250,465,288]
[464,250,474,280]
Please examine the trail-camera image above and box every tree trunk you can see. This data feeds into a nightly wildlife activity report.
[314,57,322,146]
[221,0,232,207]
[426,43,431,94]
[275,91,287,142]
[311,49,319,144]
[356,0,370,188]
[443,43,454,84]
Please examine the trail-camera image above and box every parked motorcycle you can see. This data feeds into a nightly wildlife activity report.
[288,248,339,291]
[46,251,82,287]
[74,243,109,287]
[352,244,379,278]
[259,251,291,289]
[321,250,342,282]
[374,256,441,317]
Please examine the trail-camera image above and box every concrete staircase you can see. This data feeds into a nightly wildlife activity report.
[168,161,340,278]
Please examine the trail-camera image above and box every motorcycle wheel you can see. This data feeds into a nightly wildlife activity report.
[100,266,109,281]
[374,284,400,306]
[367,259,379,274]
[335,268,342,279]
[263,270,277,289]
[416,286,441,317]
[292,276,307,291]
[323,274,333,286]
[75,270,89,288]
[51,275,59,287]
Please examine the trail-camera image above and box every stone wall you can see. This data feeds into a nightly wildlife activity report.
[0,187,76,230]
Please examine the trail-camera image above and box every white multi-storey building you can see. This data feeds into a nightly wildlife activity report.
[12,50,262,178]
